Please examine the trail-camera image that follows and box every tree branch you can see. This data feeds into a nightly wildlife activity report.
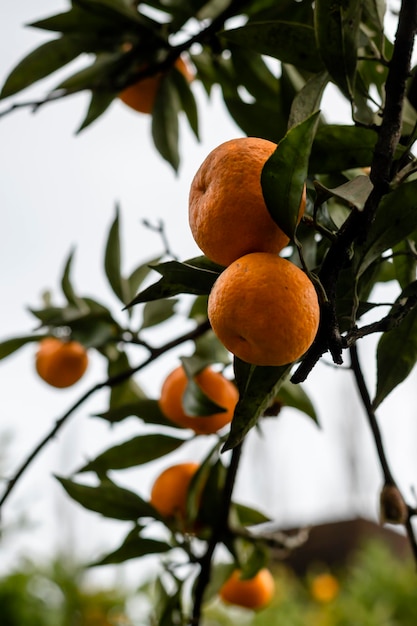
[191,441,243,626]
[292,0,417,383]
[0,319,210,513]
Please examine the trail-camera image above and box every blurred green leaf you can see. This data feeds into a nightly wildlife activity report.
[152,72,180,171]
[373,282,417,409]
[220,21,324,73]
[262,111,320,239]
[61,248,83,306]
[0,335,44,360]
[94,397,180,428]
[233,503,271,527]
[77,90,115,132]
[55,51,123,93]
[0,37,84,99]
[171,64,199,139]
[393,239,417,290]
[104,207,129,304]
[93,529,171,566]
[78,433,187,474]
[277,379,318,422]
[181,370,228,418]
[141,298,178,329]
[57,476,151,520]
[107,349,146,408]
[127,255,162,302]
[314,175,374,211]
[288,70,329,129]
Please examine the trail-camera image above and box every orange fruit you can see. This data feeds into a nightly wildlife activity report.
[35,337,88,388]
[118,56,193,114]
[158,365,238,435]
[208,252,319,366]
[150,462,200,522]
[188,137,306,267]
[219,568,275,610]
[310,573,340,603]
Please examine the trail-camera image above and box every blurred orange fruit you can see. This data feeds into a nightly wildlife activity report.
[150,462,200,522]
[158,365,238,435]
[219,568,275,610]
[208,252,319,366]
[310,573,340,603]
[188,137,306,267]
[119,56,193,114]
[35,337,88,388]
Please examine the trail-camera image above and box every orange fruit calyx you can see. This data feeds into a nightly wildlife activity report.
[35,337,88,388]
[158,365,238,435]
[219,568,275,610]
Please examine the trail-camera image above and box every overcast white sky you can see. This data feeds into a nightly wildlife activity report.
[1,1,417,587]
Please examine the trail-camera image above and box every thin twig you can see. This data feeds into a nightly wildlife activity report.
[0,319,211,512]
[349,344,417,562]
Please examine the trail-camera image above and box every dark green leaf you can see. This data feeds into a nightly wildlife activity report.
[232,503,271,527]
[78,433,187,474]
[151,72,180,171]
[220,22,324,73]
[61,248,82,306]
[373,282,417,409]
[93,530,171,566]
[355,180,417,278]
[288,70,329,129]
[314,175,374,211]
[126,258,222,307]
[261,111,320,239]
[77,90,115,132]
[170,64,199,139]
[0,335,44,360]
[182,372,228,418]
[393,239,417,290]
[310,125,377,173]
[224,360,291,450]
[104,206,129,304]
[56,476,151,520]
[141,298,178,329]
[0,38,84,99]
[94,398,179,428]
[277,379,318,422]
[107,349,146,408]
[55,52,123,92]
[72,0,149,27]
[314,0,361,98]
[127,255,162,302]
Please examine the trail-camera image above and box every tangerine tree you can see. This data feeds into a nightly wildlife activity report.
[1,0,417,624]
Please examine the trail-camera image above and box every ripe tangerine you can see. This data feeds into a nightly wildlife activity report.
[119,56,193,114]
[158,365,238,435]
[219,568,275,610]
[35,337,88,388]
[207,252,320,367]
[150,462,200,522]
[188,137,306,267]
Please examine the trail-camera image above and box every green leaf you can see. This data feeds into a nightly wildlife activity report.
[373,283,417,409]
[126,258,222,307]
[170,64,199,140]
[314,0,361,99]
[127,255,162,302]
[288,70,329,129]
[61,248,83,306]
[392,239,417,290]
[55,52,123,93]
[224,360,291,451]
[94,398,179,428]
[314,175,374,211]
[141,299,178,329]
[261,111,320,239]
[277,379,318,422]
[0,37,84,99]
[220,22,324,73]
[104,207,129,304]
[107,349,146,408]
[93,529,171,566]
[310,124,377,173]
[232,503,271,527]
[56,476,151,520]
[72,0,149,27]
[78,433,187,474]
[77,90,115,132]
[0,335,44,360]
[181,370,228,418]
[151,72,180,171]
[354,180,417,279]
